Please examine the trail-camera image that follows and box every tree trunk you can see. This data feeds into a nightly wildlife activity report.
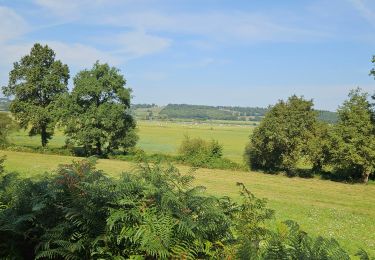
[96,140,102,156]
[362,170,370,184]
[41,125,47,147]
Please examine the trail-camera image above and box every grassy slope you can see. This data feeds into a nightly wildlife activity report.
[1,150,374,256]
[8,120,253,163]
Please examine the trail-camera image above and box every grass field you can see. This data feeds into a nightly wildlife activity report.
[8,120,253,163]
[1,150,374,256]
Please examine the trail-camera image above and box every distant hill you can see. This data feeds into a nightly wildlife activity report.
[159,104,266,121]
[317,110,338,124]
[156,104,338,123]
[0,98,10,111]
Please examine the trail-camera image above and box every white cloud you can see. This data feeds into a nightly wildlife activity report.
[104,11,326,44]
[34,0,96,19]
[43,41,120,68]
[112,31,171,58]
[349,0,375,27]
[31,0,328,44]
[0,42,120,80]
[0,41,122,92]
[0,6,29,43]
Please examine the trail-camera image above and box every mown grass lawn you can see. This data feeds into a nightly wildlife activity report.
[1,150,374,256]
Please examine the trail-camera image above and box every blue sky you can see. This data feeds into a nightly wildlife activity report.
[0,0,375,110]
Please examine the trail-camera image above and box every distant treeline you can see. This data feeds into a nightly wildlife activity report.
[0,98,10,111]
[159,103,337,123]
[131,103,157,109]
[317,110,338,124]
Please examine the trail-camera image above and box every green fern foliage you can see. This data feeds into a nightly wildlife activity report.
[0,158,370,259]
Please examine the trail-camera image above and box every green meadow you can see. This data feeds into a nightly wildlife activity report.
[0,150,374,256]
[3,119,375,256]
[8,120,254,163]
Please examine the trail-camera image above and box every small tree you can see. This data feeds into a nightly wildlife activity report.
[330,88,375,183]
[245,95,318,173]
[59,62,137,155]
[2,43,69,147]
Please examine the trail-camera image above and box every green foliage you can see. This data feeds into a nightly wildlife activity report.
[245,95,318,173]
[177,135,240,169]
[370,55,375,79]
[0,158,368,259]
[159,104,336,123]
[255,221,350,260]
[179,135,223,159]
[0,112,17,147]
[2,43,70,147]
[306,121,332,172]
[160,104,267,121]
[58,61,137,156]
[329,88,375,183]
[0,156,4,174]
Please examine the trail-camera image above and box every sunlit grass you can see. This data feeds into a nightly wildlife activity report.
[1,150,374,256]
[8,120,254,163]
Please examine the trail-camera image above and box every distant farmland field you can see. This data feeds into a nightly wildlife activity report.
[8,120,254,163]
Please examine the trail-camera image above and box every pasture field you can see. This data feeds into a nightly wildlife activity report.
[1,150,374,256]
[8,120,254,163]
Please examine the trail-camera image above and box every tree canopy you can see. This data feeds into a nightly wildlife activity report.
[330,88,375,183]
[245,95,318,173]
[2,43,69,147]
[59,62,137,155]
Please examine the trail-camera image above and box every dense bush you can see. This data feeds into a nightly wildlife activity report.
[0,158,363,259]
[329,89,375,183]
[178,136,242,169]
[245,96,318,173]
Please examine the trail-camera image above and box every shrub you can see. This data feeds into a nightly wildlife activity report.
[178,135,229,168]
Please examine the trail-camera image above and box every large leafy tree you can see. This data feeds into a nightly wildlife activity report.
[60,62,137,155]
[330,88,375,183]
[2,43,69,147]
[245,95,318,173]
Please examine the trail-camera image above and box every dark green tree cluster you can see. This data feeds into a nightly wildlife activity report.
[245,89,375,183]
[0,158,360,259]
[2,43,137,155]
[245,95,317,173]
[58,62,137,155]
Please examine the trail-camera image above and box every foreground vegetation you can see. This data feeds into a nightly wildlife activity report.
[1,150,374,257]
[1,156,372,259]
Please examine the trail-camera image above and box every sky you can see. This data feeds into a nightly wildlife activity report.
[0,0,375,111]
